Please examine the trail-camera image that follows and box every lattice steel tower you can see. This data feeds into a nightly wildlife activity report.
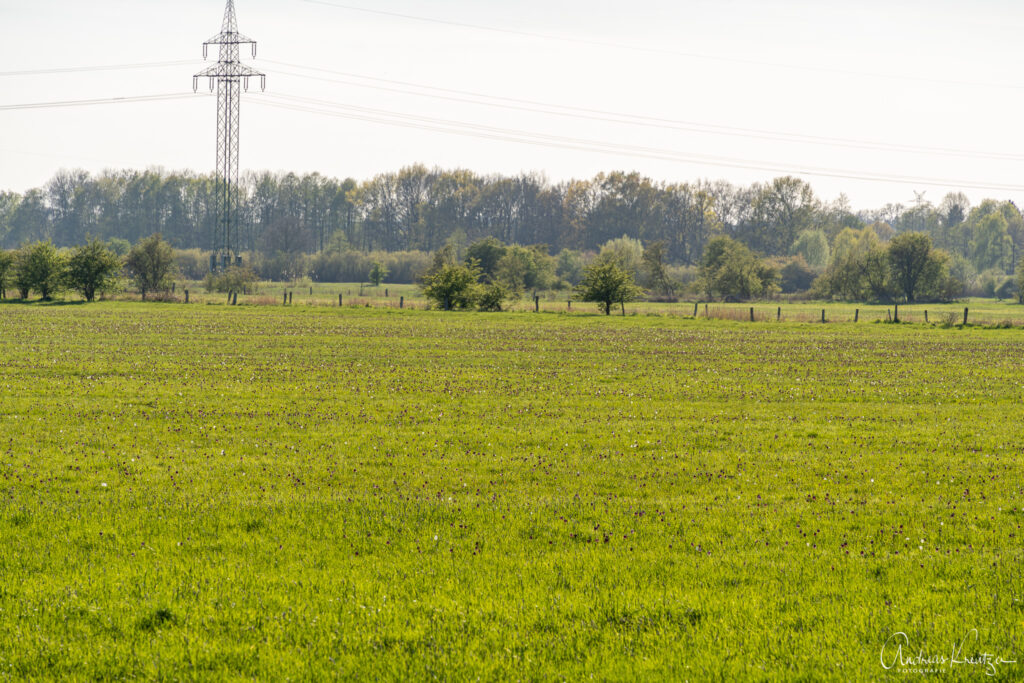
[194,0,265,272]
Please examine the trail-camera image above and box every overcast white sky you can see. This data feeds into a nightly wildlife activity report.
[2,0,1023,211]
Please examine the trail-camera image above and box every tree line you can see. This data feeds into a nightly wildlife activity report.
[2,166,1023,302]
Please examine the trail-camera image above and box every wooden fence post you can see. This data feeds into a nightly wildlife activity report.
[963,307,969,325]
[232,292,238,306]
[854,308,859,323]
[400,296,404,309]
[894,304,899,323]
[339,294,343,306]
[621,299,626,316]
[924,310,929,323]
[750,307,755,322]
[693,302,699,317]
[704,303,708,316]
[385,288,389,298]
[535,295,540,313]
[310,287,313,296]
[568,300,571,311]
[777,306,781,321]
[185,290,189,304]
[288,292,292,305]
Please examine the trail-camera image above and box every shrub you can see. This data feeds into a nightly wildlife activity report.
[203,266,259,294]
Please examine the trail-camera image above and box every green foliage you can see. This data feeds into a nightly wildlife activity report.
[779,256,817,294]
[368,261,389,286]
[598,235,644,277]
[887,232,946,303]
[174,249,211,281]
[15,240,67,300]
[476,282,511,312]
[641,241,678,298]
[699,236,778,301]
[308,250,431,285]
[970,213,1013,273]
[106,237,131,257]
[493,245,556,294]
[465,237,507,282]
[0,249,14,297]
[67,239,122,302]
[203,266,259,295]
[554,249,585,286]
[421,259,482,310]
[574,260,643,315]
[790,229,830,269]
[994,276,1018,301]
[252,250,309,283]
[1016,260,1024,303]
[126,234,176,300]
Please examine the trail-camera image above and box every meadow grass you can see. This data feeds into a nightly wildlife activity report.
[0,303,1021,680]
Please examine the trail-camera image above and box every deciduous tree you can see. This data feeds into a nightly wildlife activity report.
[67,238,122,301]
[126,234,176,300]
[15,241,66,300]
[574,260,643,315]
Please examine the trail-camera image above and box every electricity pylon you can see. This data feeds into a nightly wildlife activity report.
[194,0,265,272]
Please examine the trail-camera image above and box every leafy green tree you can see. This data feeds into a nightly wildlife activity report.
[887,232,943,303]
[994,277,1017,301]
[465,237,507,282]
[494,245,556,294]
[641,241,677,298]
[421,260,481,310]
[15,241,67,300]
[368,261,389,286]
[779,256,816,294]
[699,236,778,301]
[0,250,13,298]
[598,235,644,277]
[574,260,643,315]
[790,229,830,269]
[67,239,122,301]
[970,213,1013,273]
[476,283,511,312]
[126,234,176,300]
[106,237,131,256]
[555,249,585,286]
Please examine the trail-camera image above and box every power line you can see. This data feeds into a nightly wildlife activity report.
[264,60,1024,163]
[300,0,1024,92]
[0,93,204,111]
[0,60,194,78]
[250,91,1024,192]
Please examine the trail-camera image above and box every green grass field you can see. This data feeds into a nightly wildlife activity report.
[1,303,1022,680]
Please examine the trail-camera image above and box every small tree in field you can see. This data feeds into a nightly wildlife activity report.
[368,261,389,287]
[15,241,66,300]
[67,239,122,302]
[126,234,176,300]
[421,261,481,310]
[887,232,942,303]
[575,260,643,315]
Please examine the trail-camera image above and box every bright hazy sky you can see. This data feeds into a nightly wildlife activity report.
[2,0,1023,212]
